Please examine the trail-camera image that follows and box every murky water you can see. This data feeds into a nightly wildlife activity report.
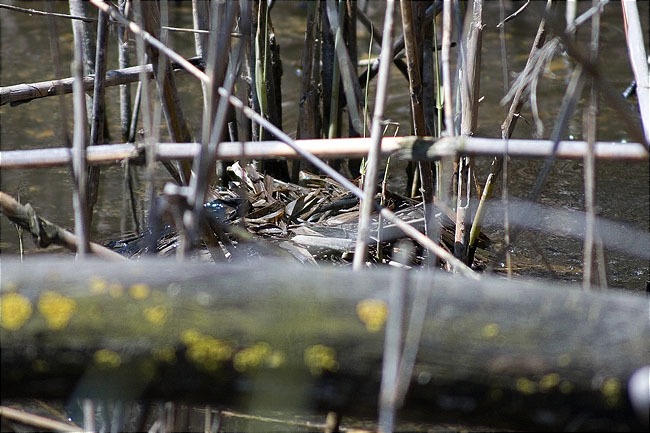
[1,0,648,290]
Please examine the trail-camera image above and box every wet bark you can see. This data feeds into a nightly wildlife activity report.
[1,259,647,432]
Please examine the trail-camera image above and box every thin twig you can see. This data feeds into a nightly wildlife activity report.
[496,0,530,28]
[0,3,96,22]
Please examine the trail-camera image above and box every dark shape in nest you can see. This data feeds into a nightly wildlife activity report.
[105,170,491,268]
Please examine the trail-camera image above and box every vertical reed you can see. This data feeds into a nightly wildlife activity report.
[141,0,193,185]
[582,0,607,289]
[87,8,109,216]
[192,0,210,114]
[187,0,238,248]
[352,0,396,270]
[71,28,90,257]
[471,0,552,274]
[400,0,436,261]
[454,0,483,264]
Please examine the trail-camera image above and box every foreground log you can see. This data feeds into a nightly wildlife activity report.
[1,258,648,431]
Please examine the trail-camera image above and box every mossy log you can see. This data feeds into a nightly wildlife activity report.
[1,258,648,432]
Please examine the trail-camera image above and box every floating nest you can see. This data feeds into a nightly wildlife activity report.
[106,162,491,269]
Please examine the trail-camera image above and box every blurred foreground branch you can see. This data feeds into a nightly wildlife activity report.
[1,259,647,431]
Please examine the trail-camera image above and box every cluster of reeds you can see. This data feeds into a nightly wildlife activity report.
[0,0,648,280]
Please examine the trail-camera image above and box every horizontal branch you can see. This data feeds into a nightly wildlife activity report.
[0,137,647,169]
[1,259,648,431]
[0,3,96,22]
[0,57,204,107]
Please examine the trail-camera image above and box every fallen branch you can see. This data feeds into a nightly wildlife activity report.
[0,57,204,107]
[0,191,125,260]
[1,259,647,432]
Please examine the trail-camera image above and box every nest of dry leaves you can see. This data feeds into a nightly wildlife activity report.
[108,162,490,269]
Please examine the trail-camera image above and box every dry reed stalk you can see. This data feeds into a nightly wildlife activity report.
[324,0,343,141]
[45,2,72,148]
[352,0,397,270]
[117,0,132,142]
[325,0,363,135]
[235,0,253,146]
[2,138,647,170]
[71,19,91,257]
[439,0,457,249]
[454,0,483,264]
[192,0,210,114]
[87,9,109,216]
[140,0,193,185]
[421,2,439,137]
[194,0,237,175]
[296,0,321,141]
[214,409,366,432]
[116,0,141,236]
[131,0,166,252]
[441,1,455,139]
[83,399,95,433]
[621,0,650,144]
[399,0,435,261]
[294,1,321,181]
[253,0,289,180]
[187,0,239,250]
[69,0,96,76]
[467,0,551,265]
[582,0,608,289]
[321,1,336,135]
